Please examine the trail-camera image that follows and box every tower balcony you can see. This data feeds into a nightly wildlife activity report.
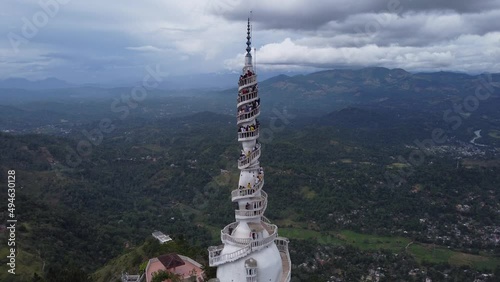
[237,90,258,107]
[231,179,264,201]
[238,127,259,141]
[220,221,278,247]
[238,75,257,89]
[209,221,279,267]
[235,191,267,219]
[237,106,260,124]
[220,222,252,246]
[248,222,278,251]
[238,144,261,169]
[275,237,291,282]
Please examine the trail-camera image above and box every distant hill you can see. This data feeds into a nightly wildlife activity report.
[0,77,73,89]
[250,67,500,117]
[2,68,499,93]
[259,67,497,93]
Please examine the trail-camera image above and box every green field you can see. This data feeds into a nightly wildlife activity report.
[279,228,500,271]
[279,228,410,251]
[410,244,500,270]
[409,243,453,264]
[279,228,343,245]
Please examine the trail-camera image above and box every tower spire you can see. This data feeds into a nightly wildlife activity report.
[244,17,253,68]
[246,17,252,55]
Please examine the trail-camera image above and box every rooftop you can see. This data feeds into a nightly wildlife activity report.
[158,253,185,269]
[152,231,173,244]
[145,253,204,282]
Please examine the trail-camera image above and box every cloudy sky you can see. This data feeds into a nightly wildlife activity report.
[1,0,500,83]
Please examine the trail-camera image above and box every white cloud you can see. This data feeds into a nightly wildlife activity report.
[225,32,500,73]
[126,46,162,52]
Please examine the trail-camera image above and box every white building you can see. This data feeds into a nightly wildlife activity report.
[208,19,291,282]
[121,272,143,282]
[152,231,172,244]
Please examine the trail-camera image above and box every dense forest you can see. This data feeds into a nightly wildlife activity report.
[0,68,499,281]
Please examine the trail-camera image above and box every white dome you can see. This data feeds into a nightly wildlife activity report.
[217,243,282,282]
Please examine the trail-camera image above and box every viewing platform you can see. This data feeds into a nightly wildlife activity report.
[231,179,264,201]
[237,106,260,124]
[209,221,279,267]
[234,191,267,219]
[220,222,249,245]
[220,221,278,247]
[238,75,257,90]
[238,144,261,169]
[238,127,259,141]
[237,90,258,107]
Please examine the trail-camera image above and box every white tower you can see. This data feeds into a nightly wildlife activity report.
[208,19,291,282]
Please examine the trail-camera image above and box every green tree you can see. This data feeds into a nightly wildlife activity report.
[139,261,148,274]
[151,270,181,282]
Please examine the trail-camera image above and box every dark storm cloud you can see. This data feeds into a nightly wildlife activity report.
[221,0,500,73]
[220,0,500,30]
[313,9,500,47]
[399,0,500,13]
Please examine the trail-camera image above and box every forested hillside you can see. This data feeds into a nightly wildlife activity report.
[0,68,499,281]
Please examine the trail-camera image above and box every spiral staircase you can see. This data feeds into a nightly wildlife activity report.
[208,18,291,282]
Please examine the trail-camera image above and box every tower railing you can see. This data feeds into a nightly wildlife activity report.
[276,237,291,282]
[220,222,251,245]
[209,222,279,266]
[250,227,278,249]
[238,144,261,169]
[220,221,278,247]
[237,106,260,124]
[209,244,251,267]
[275,237,289,253]
[235,191,267,218]
[238,75,257,88]
[238,127,259,141]
[261,215,271,224]
[231,179,264,201]
[238,90,258,105]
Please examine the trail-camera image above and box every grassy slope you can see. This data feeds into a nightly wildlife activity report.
[0,244,44,281]
[93,245,148,282]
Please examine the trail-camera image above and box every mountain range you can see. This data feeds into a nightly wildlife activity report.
[4,67,498,92]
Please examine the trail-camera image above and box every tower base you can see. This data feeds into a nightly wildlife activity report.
[216,243,282,282]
